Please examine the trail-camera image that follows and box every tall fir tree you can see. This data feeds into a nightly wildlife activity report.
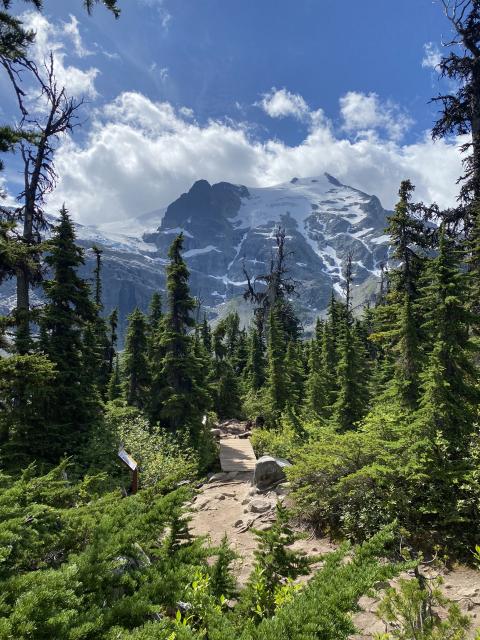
[415,226,479,455]
[123,308,150,410]
[266,305,288,420]
[39,207,100,459]
[244,326,266,393]
[284,340,305,409]
[155,234,210,437]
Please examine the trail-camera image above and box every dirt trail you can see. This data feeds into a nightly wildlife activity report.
[188,420,480,637]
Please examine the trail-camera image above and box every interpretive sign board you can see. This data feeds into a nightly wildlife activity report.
[118,448,138,471]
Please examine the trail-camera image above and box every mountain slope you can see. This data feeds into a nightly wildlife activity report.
[0,173,391,338]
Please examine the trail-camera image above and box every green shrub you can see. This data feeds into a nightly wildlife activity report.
[375,575,471,640]
[84,404,199,490]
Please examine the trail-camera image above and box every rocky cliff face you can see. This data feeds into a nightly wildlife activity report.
[0,173,391,341]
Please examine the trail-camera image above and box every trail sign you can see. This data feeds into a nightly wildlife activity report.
[118,447,139,494]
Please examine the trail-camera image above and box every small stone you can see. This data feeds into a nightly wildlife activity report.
[208,472,227,483]
[217,495,226,501]
[249,498,272,513]
[234,519,243,527]
[222,491,236,498]
[374,581,391,591]
[459,599,474,612]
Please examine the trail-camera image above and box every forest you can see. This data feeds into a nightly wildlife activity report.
[1,1,480,639]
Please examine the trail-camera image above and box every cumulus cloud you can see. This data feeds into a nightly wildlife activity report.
[340,91,414,141]
[422,42,442,70]
[259,87,310,121]
[20,11,99,98]
[46,90,464,226]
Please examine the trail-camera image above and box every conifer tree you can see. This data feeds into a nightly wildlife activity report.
[147,291,163,363]
[88,245,110,395]
[107,307,118,376]
[108,353,122,401]
[39,207,99,459]
[305,338,328,418]
[266,305,288,420]
[201,313,212,352]
[332,320,369,432]
[123,308,150,410]
[284,340,305,408]
[244,326,266,393]
[380,181,428,408]
[211,318,243,418]
[415,226,479,455]
[155,234,210,437]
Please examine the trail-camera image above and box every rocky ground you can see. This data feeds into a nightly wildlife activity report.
[188,420,480,637]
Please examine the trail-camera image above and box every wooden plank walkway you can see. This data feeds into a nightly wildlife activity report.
[219,438,256,472]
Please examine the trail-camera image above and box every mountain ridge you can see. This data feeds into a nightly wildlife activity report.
[0,173,391,339]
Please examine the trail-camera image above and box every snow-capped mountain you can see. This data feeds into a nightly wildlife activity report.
[0,173,391,338]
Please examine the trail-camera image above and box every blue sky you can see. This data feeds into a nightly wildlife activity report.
[2,0,465,224]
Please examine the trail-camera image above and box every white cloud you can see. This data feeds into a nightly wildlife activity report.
[259,87,310,121]
[20,11,99,98]
[138,0,171,29]
[62,15,93,58]
[340,91,413,141]
[149,63,169,82]
[46,90,464,226]
[422,42,442,70]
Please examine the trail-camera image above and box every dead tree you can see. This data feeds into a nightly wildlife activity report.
[243,226,300,339]
[0,52,83,352]
[341,250,354,318]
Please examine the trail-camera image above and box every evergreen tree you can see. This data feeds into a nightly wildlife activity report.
[39,207,99,459]
[107,353,122,401]
[155,234,210,437]
[123,308,150,410]
[148,291,163,332]
[88,246,110,395]
[415,226,479,455]
[211,317,242,418]
[378,180,428,408]
[284,340,305,409]
[244,326,266,393]
[305,337,328,418]
[266,305,288,420]
[107,308,118,376]
[332,321,369,432]
[201,313,212,352]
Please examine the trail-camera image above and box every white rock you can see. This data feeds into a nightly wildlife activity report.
[249,498,273,514]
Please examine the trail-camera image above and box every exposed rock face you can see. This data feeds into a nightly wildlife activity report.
[0,174,391,343]
[253,455,291,489]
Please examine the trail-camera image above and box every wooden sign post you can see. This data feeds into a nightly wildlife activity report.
[118,447,139,494]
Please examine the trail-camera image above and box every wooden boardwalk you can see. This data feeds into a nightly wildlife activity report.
[219,438,256,472]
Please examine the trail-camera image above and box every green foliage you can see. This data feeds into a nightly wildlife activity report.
[84,404,199,490]
[375,576,471,640]
[208,534,238,600]
[0,462,217,639]
[0,353,55,463]
[238,503,312,622]
[154,234,211,438]
[123,308,151,410]
[39,207,101,460]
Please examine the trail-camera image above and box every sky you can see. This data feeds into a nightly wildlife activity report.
[1,0,467,225]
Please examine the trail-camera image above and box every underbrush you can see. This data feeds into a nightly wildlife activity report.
[0,465,410,639]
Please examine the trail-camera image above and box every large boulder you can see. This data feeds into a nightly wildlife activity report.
[253,455,291,489]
